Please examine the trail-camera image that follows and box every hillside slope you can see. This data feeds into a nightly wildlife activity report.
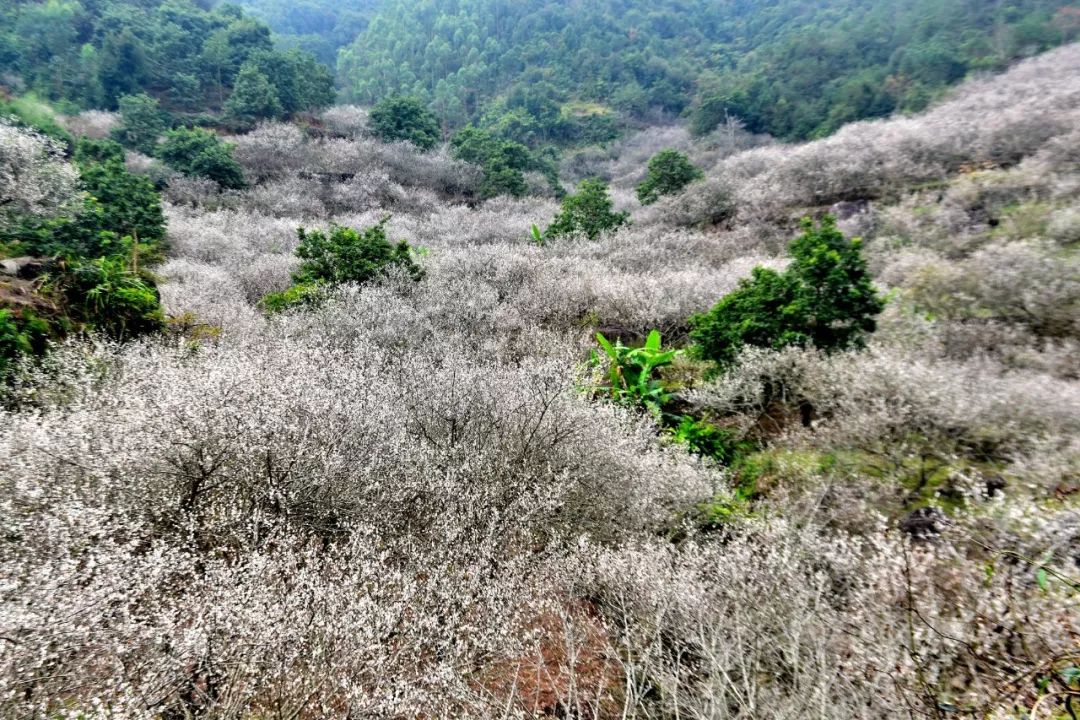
[0,33,1078,720]
[338,0,1080,139]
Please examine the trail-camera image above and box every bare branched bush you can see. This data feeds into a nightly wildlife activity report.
[0,120,81,225]
[319,104,370,138]
[60,109,119,138]
[714,44,1080,221]
[4,38,1080,720]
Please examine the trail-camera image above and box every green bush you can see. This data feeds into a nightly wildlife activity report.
[636,149,703,205]
[670,416,753,465]
[293,220,423,286]
[157,128,246,189]
[52,256,164,339]
[544,179,629,241]
[111,93,166,155]
[591,329,679,416]
[0,309,33,377]
[449,126,532,198]
[260,282,327,314]
[690,216,883,366]
[262,220,423,313]
[369,95,441,150]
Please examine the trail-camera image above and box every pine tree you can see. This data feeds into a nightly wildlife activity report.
[224,63,282,130]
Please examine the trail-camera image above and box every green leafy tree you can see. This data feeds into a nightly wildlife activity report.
[293,219,423,285]
[224,62,283,130]
[450,126,532,198]
[544,179,629,241]
[112,93,166,155]
[690,216,883,366]
[75,140,165,246]
[98,29,148,107]
[157,128,245,189]
[369,95,441,150]
[263,219,423,311]
[245,49,336,115]
[636,149,704,205]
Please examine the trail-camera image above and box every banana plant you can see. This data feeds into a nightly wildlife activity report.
[529,223,545,247]
[591,329,681,415]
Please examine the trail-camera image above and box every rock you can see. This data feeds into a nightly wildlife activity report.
[985,475,1007,497]
[899,507,946,540]
[0,257,47,279]
[828,199,870,221]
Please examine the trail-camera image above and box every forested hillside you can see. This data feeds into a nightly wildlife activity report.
[0,0,334,118]
[231,0,381,67]
[2,0,1079,717]
[339,0,1079,140]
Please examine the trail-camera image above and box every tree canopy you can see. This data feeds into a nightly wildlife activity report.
[691,216,883,366]
[0,0,335,119]
[336,0,1078,141]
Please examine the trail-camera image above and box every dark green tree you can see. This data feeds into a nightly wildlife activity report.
[157,128,246,189]
[98,30,148,107]
[224,62,283,130]
[293,219,423,286]
[246,49,336,115]
[369,95,441,150]
[112,93,167,155]
[449,126,531,198]
[5,139,165,260]
[690,216,883,366]
[636,149,704,205]
[544,179,629,241]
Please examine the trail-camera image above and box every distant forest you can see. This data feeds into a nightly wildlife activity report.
[336,0,1080,141]
[0,0,334,119]
[2,0,1078,142]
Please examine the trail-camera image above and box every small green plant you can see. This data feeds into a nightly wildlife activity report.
[260,282,327,313]
[544,179,629,241]
[636,149,704,205]
[690,215,883,366]
[591,329,680,415]
[670,416,752,465]
[529,224,545,247]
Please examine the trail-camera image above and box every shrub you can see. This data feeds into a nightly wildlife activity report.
[450,127,531,198]
[0,309,33,377]
[670,416,752,465]
[636,149,704,205]
[590,329,679,415]
[691,216,882,366]
[158,128,246,189]
[544,179,629,241]
[224,63,283,131]
[255,220,426,313]
[293,219,423,287]
[111,93,166,155]
[369,95,441,151]
[49,255,165,339]
[260,281,326,313]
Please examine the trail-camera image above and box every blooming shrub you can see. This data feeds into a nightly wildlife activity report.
[3,44,1080,720]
